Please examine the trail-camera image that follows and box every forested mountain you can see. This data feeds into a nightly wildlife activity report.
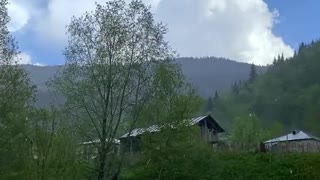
[176,57,266,97]
[209,40,320,135]
[22,57,266,107]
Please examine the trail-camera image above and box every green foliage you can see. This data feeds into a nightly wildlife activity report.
[249,64,258,83]
[230,114,265,151]
[50,0,187,179]
[27,109,85,180]
[122,126,214,180]
[264,121,285,140]
[213,40,320,133]
[0,0,37,178]
[122,153,320,180]
[204,97,213,113]
[213,91,219,102]
[137,60,202,127]
[231,82,239,95]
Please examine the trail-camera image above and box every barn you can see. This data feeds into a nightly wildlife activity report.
[119,115,225,153]
[264,130,320,153]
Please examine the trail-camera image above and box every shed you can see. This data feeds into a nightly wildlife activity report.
[119,115,225,153]
[264,130,320,153]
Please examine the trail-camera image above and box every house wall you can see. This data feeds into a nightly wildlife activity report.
[265,140,320,153]
[79,143,120,161]
[120,137,141,154]
[78,144,98,161]
[199,122,219,143]
[120,122,221,153]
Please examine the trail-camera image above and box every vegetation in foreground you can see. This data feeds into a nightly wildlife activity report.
[204,40,320,135]
[121,125,320,180]
[122,152,320,180]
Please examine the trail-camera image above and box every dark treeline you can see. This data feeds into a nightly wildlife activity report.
[204,40,320,136]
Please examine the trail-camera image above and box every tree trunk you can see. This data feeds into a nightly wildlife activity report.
[98,149,107,180]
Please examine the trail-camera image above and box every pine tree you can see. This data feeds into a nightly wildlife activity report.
[298,42,306,54]
[273,57,277,65]
[213,91,219,102]
[311,40,315,46]
[249,64,257,83]
[279,53,284,63]
[205,97,213,113]
[232,82,239,95]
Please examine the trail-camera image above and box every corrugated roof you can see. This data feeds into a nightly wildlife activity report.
[264,130,320,143]
[190,116,208,125]
[81,138,120,145]
[120,125,159,138]
[120,115,224,139]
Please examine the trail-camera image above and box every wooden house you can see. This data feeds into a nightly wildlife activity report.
[264,130,320,153]
[119,115,225,153]
[79,138,120,161]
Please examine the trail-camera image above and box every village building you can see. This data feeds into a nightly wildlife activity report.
[79,138,120,161]
[119,115,225,153]
[264,130,320,153]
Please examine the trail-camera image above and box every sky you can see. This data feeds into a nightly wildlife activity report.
[8,0,320,66]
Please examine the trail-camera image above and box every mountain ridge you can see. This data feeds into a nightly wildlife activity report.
[21,57,267,107]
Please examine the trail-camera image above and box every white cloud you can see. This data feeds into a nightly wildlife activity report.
[7,0,44,32]
[34,0,160,45]
[155,0,294,65]
[30,0,293,65]
[15,52,45,66]
[7,0,30,32]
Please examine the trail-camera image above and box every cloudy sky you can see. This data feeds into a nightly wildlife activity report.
[8,0,320,66]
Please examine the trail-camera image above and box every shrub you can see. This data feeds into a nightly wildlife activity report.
[122,152,320,180]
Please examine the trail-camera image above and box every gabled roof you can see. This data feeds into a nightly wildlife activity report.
[264,130,320,143]
[120,115,224,139]
[192,115,225,133]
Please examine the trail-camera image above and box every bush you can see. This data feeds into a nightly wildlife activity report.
[121,152,320,180]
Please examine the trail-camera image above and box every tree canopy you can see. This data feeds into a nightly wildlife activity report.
[210,40,320,135]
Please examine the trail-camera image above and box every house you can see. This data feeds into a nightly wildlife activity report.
[79,138,120,160]
[119,115,225,153]
[264,130,320,153]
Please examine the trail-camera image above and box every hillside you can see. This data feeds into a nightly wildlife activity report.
[176,57,265,97]
[211,40,320,135]
[22,57,266,108]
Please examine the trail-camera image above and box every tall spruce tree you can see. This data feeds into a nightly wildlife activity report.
[205,97,213,113]
[279,53,285,63]
[232,82,239,95]
[249,63,257,83]
[298,42,306,54]
[213,91,219,102]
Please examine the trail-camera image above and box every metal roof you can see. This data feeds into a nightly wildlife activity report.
[81,138,120,145]
[120,115,224,139]
[264,130,320,143]
[120,125,160,139]
[190,116,208,124]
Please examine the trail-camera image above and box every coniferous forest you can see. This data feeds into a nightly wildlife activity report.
[206,40,320,136]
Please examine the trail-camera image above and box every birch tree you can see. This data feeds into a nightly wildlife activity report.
[51,0,179,179]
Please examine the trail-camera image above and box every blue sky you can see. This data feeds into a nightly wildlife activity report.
[267,0,320,49]
[8,0,320,66]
